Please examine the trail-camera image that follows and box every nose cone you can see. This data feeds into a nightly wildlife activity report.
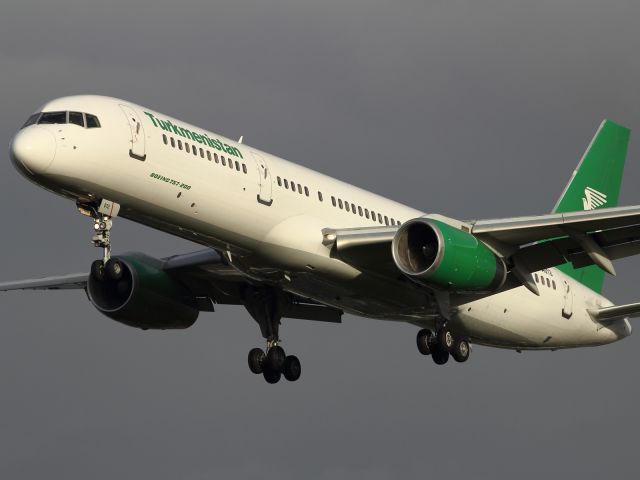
[10,127,56,175]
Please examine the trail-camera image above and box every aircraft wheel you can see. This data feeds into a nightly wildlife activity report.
[105,258,124,280]
[90,260,105,281]
[431,345,450,365]
[451,339,471,363]
[263,364,282,384]
[265,346,286,372]
[283,355,301,382]
[248,348,265,374]
[438,327,455,352]
[416,329,432,355]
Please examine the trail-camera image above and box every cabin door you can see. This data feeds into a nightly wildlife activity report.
[562,281,573,319]
[119,104,146,161]
[251,151,273,206]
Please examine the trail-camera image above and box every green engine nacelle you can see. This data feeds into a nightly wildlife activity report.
[87,252,199,330]
[392,218,506,292]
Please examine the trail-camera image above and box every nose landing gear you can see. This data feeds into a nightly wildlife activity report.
[79,199,121,281]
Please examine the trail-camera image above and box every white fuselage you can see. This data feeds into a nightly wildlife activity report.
[9,95,631,350]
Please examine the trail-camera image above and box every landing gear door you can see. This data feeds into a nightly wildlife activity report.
[562,281,573,319]
[119,104,146,161]
[251,151,273,206]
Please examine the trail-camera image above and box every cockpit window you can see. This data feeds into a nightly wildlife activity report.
[27,110,101,129]
[86,114,100,128]
[21,113,41,129]
[38,111,67,125]
[69,111,84,127]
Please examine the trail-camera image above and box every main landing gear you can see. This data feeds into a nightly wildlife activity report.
[244,287,302,384]
[416,326,471,365]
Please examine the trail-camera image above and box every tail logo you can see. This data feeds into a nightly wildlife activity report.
[582,186,607,210]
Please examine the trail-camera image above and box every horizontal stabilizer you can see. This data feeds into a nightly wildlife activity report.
[587,302,640,322]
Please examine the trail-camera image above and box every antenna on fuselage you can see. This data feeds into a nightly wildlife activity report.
[238,135,244,144]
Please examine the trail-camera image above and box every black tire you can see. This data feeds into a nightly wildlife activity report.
[263,364,281,384]
[431,345,450,365]
[90,260,105,281]
[105,258,124,281]
[438,327,455,352]
[416,329,432,355]
[451,339,471,363]
[248,348,265,374]
[265,346,286,372]
[283,355,301,382]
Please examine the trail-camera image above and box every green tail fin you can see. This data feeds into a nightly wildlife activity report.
[553,119,631,293]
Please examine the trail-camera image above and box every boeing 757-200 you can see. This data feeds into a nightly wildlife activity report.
[2,95,639,383]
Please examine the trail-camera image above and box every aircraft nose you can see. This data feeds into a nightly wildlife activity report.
[10,127,56,175]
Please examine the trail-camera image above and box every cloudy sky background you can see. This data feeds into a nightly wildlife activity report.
[1,1,640,478]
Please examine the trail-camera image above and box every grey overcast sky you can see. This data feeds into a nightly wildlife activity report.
[1,1,640,478]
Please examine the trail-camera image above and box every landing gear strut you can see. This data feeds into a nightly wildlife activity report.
[80,199,121,282]
[416,325,471,365]
[244,287,302,384]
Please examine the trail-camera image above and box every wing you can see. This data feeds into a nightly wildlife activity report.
[0,248,342,323]
[325,206,640,295]
[0,273,88,291]
[588,302,640,322]
[470,205,640,276]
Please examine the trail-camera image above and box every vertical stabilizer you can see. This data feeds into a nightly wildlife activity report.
[553,120,631,293]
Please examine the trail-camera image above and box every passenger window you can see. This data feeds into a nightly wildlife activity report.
[546,278,551,288]
[298,184,302,194]
[552,281,556,290]
[318,191,323,202]
[200,148,204,158]
[358,206,363,216]
[284,179,289,189]
[170,137,175,148]
[178,140,183,150]
[39,111,67,124]
[390,218,395,225]
[185,143,190,153]
[193,147,198,157]
[214,153,219,163]
[351,203,356,214]
[364,209,369,219]
[85,114,101,128]
[21,112,41,129]
[384,216,389,226]
[345,202,350,212]
[235,161,240,171]
[242,164,247,174]
[534,274,539,283]
[162,134,168,145]
[69,111,84,127]
[331,196,336,207]
[221,156,226,166]
[277,177,282,187]
[207,151,211,161]
[291,181,296,191]
[304,186,309,197]
[229,159,234,169]
[338,199,343,209]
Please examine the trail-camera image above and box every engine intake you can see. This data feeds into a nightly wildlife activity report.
[392,218,506,292]
[87,253,199,330]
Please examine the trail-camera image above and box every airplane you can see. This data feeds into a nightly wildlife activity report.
[3,95,640,384]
